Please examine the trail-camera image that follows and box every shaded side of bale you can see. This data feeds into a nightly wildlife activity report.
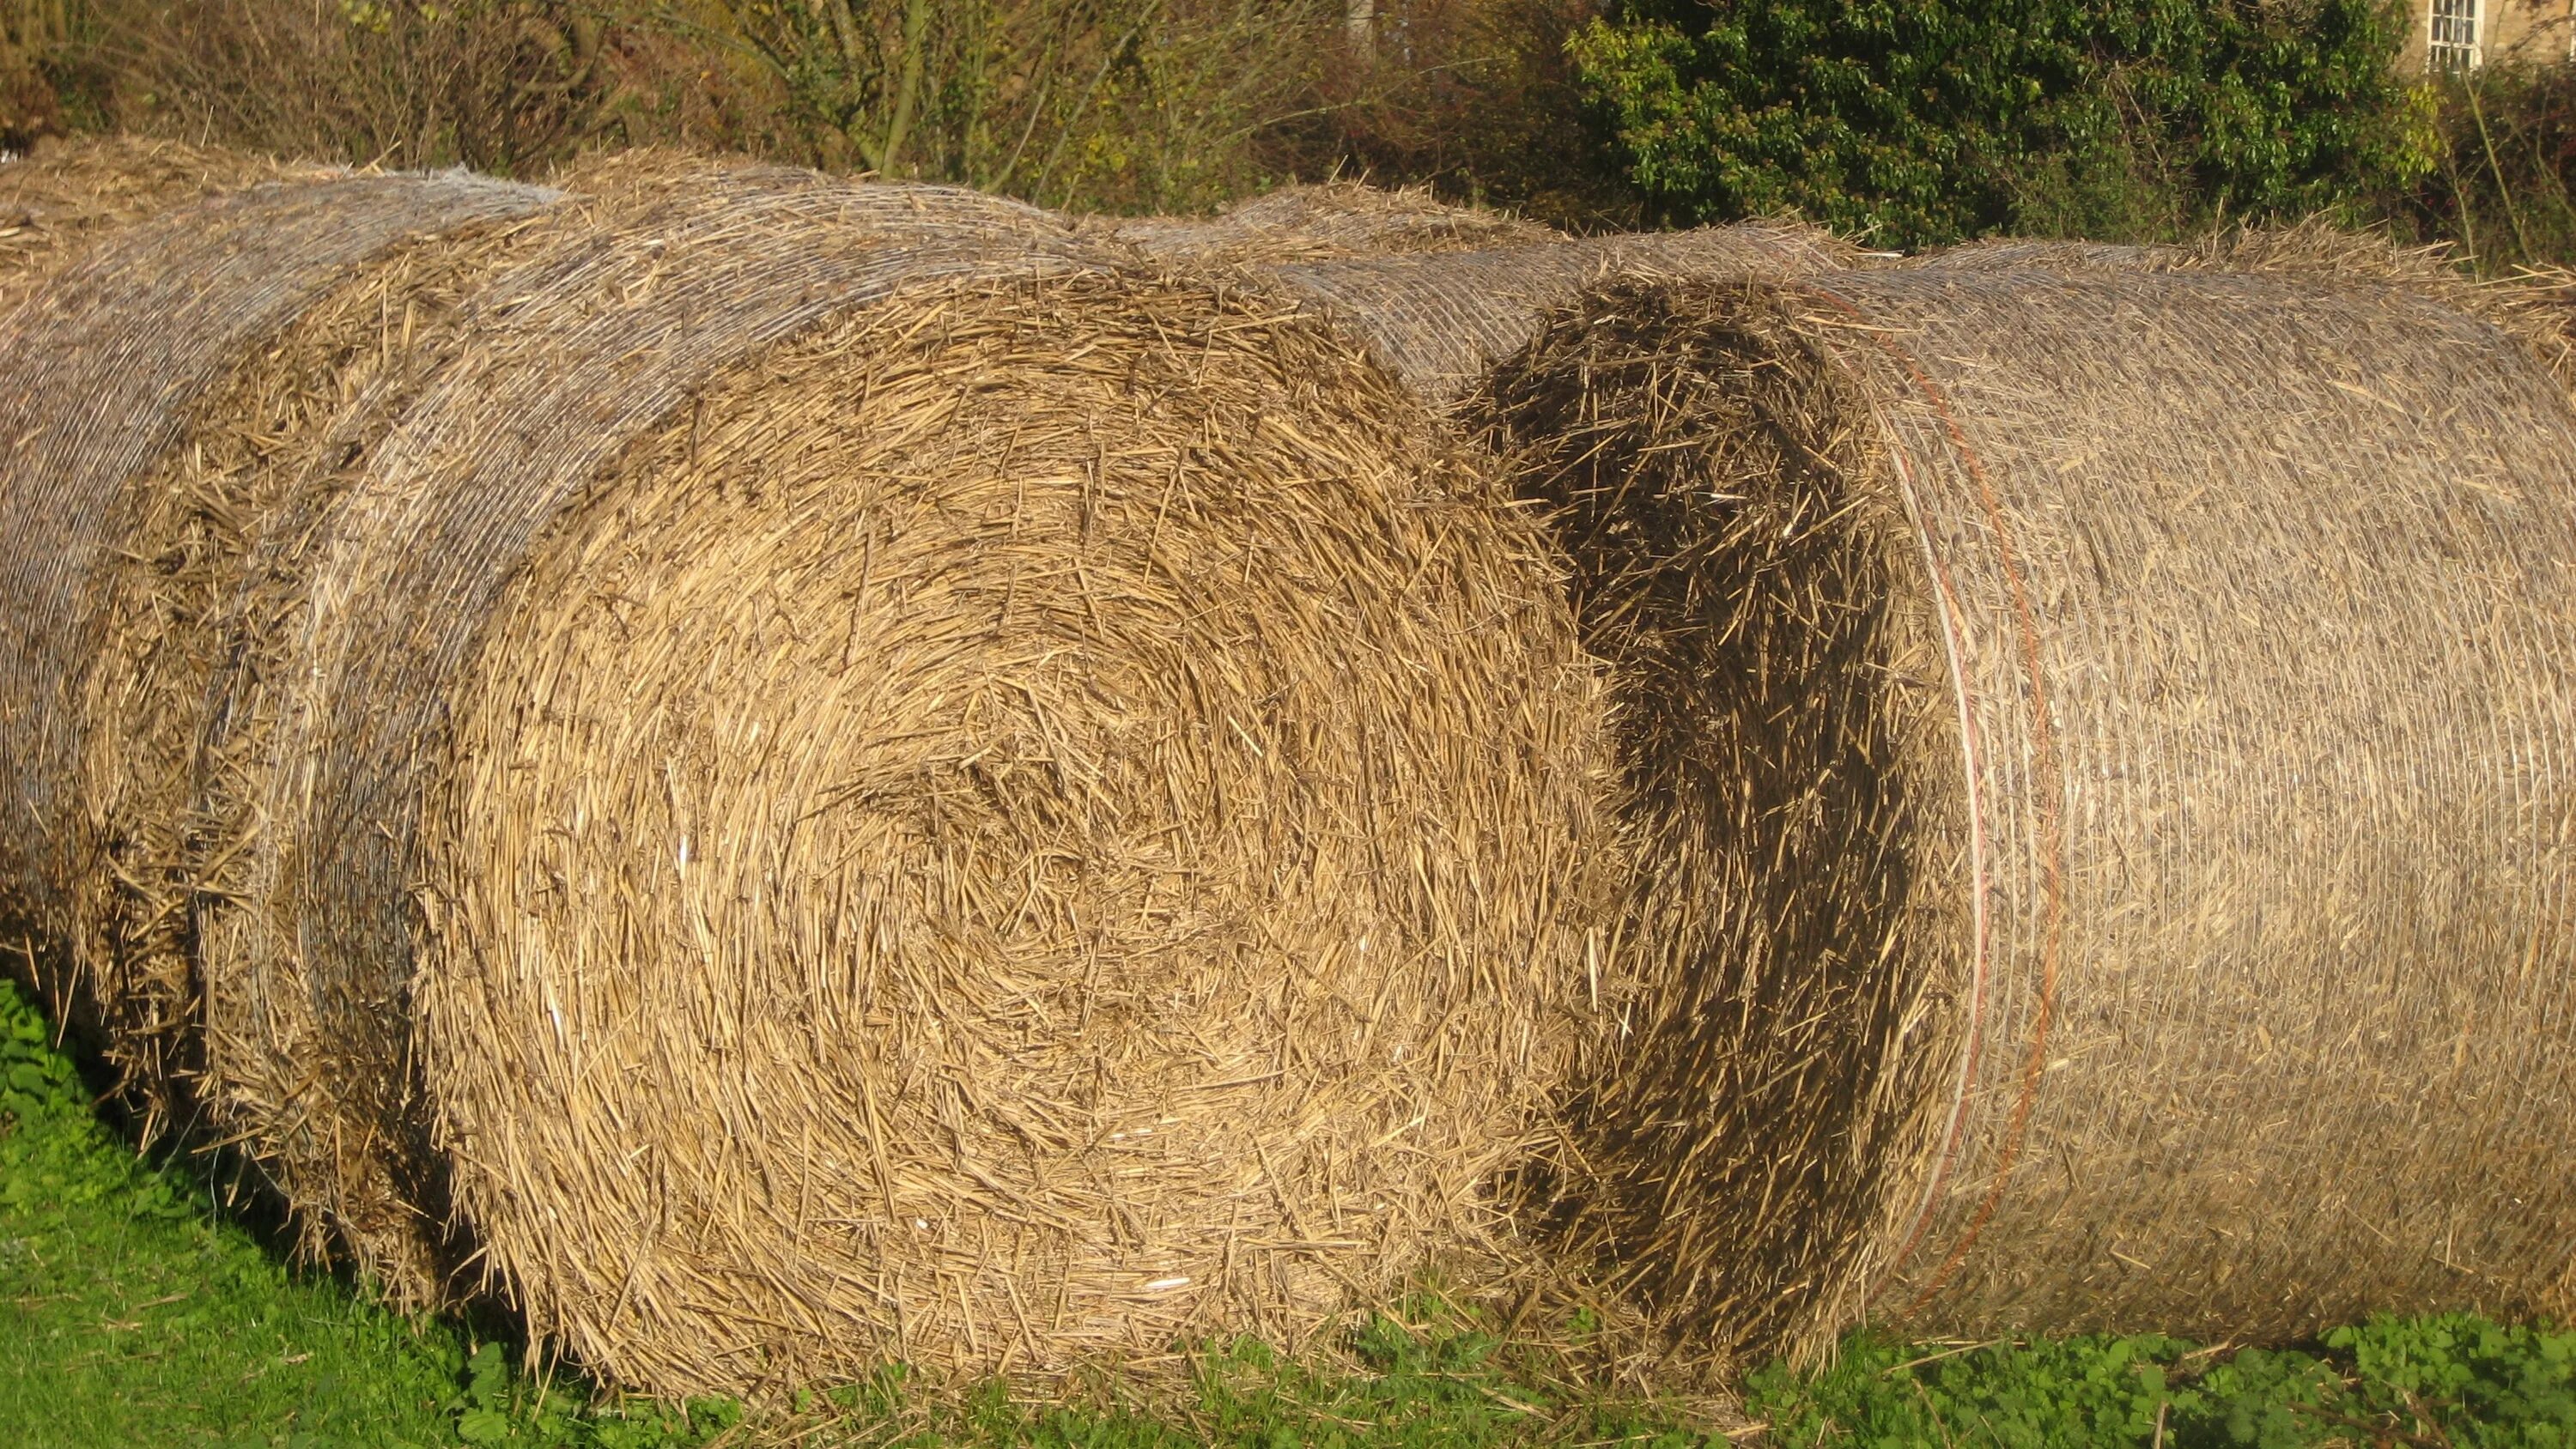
[72,197,575,1164]
[1105,179,1555,265]
[76,155,860,1185]
[415,270,1616,1394]
[1249,225,1853,402]
[1479,266,2576,1363]
[0,136,319,303]
[186,164,1111,1313]
[0,173,550,1042]
[1475,281,1968,1362]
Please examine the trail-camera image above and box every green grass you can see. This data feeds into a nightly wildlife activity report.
[7,976,2574,1448]
[1744,1320,2576,1449]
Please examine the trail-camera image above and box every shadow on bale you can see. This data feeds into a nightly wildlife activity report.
[0,156,553,1316]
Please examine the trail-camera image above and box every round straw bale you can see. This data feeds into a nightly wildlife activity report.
[414,274,1609,1394]
[1235,224,1854,403]
[1105,179,1554,265]
[70,183,593,1189]
[168,159,1607,1385]
[152,160,1097,1308]
[0,169,550,1056]
[1476,263,2576,1362]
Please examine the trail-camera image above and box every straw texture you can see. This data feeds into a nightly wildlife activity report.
[162,159,1097,1310]
[0,172,550,1063]
[1906,223,2576,390]
[71,188,579,1179]
[1479,261,2576,1363]
[416,271,1612,1394]
[1104,180,1553,265]
[0,136,317,305]
[1238,225,1853,403]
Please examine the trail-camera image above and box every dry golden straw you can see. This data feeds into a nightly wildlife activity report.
[0,156,549,1139]
[1102,179,1554,265]
[163,157,1109,1312]
[52,153,1612,1391]
[1479,254,2576,1366]
[73,169,587,1307]
[417,270,1613,1395]
[0,136,319,306]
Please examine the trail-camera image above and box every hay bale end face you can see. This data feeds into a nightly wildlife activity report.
[167,161,1101,1309]
[1480,264,2576,1362]
[416,271,1614,1396]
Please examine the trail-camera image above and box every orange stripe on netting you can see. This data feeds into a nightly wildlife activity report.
[1864,440,1990,1307]
[1790,282,2068,1318]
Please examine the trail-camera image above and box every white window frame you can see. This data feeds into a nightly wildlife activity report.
[2430,0,2482,71]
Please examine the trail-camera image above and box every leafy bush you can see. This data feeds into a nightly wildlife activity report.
[1569,0,2439,247]
[2381,63,2576,274]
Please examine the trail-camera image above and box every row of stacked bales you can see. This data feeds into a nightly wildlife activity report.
[0,145,1626,1395]
[7,139,2574,1400]
[0,144,553,1157]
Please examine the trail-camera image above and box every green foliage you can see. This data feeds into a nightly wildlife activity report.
[1569,0,2439,247]
[1747,1316,2576,1448]
[2383,64,2576,275]
[10,971,2575,1447]
[2,976,462,1446]
[1161,1300,1728,1448]
[0,974,741,1448]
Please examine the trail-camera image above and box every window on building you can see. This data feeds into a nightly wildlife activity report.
[2430,0,2482,71]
